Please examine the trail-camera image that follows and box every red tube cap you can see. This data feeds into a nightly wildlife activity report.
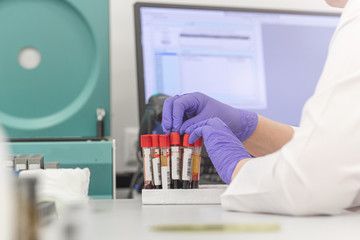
[151,134,159,147]
[159,135,170,147]
[141,135,152,148]
[183,134,194,147]
[170,132,180,145]
[194,137,203,147]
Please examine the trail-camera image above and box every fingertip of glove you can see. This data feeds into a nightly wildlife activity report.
[180,124,191,135]
[162,122,171,132]
[162,128,170,135]
[188,135,197,144]
[189,129,203,144]
[171,126,181,134]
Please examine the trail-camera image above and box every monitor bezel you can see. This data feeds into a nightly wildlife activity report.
[134,2,340,123]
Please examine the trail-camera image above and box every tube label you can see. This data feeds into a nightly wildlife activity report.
[152,157,161,186]
[182,148,193,181]
[161,148,170,189]
[154,148,160,158]
[143,148,153,181]
[171,146,181,180]
[161,167,170,189]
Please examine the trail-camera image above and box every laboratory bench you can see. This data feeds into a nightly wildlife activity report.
[42,199,360,240]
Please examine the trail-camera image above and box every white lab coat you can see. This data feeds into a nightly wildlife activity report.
[221,0,360,215]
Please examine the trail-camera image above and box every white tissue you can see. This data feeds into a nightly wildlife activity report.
[19,168,91,214]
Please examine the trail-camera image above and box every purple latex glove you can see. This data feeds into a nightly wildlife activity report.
[162,92,258,142]
[186,117,252,184]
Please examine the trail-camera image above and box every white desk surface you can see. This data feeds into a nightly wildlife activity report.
[84,199,360,240]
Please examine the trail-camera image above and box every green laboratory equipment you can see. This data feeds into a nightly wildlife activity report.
[0,0,109,138]
[0,0,113,198]
[8,141,115,199]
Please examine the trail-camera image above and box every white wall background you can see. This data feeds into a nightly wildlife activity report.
[110,0,341,174]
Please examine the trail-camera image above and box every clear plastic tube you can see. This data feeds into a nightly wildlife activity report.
[159,135,171,189]
[191,137,203,189]
[182,134,194,189]
[151,134,162,189]
[141,135,153,189]
[170,132,182,189]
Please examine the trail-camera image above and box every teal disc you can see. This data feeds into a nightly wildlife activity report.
[0,0,97,130]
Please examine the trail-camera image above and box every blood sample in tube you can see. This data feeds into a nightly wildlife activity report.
[182,134,194,189]
[191,137,203,189]
[170,132,182,189]
[151,134,162,189]
[141,135,153,189]
[159,135,171,189]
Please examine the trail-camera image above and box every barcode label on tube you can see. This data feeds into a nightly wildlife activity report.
[143,149,153,181]
[177,158,181,179]
[171,146,180,179]
[167,168,171,185]
[161,167,170,189]
[152,157,161,185]
[182,148,192,181]
[186,157,191,177]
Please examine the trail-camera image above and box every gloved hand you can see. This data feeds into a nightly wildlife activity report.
[186,117,252,184]
[162,92,258,142]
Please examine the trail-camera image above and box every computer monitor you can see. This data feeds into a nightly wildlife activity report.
[134,3,340,126]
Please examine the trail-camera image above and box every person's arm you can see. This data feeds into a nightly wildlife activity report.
[243,115,294,157]
[231,116,294,180]
[231,158,251,181]
[223,1,360,215]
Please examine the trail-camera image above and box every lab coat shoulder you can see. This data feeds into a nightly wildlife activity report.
[222,0,360,216]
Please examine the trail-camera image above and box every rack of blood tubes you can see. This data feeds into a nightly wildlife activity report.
[140,133,203,190]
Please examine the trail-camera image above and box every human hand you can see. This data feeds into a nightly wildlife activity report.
[162,92,258,142]
[186,117,252,184]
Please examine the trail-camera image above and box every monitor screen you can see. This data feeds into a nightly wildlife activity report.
[134,3,340,126]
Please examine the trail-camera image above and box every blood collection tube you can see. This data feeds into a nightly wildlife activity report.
[151,134,162,189]
[182,134,194,189]
[191,137,203,189]
[141,135,153,189]
[170,132,182,189]
[159,135,171,189]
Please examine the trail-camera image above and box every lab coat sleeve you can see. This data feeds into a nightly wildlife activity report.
[291,126,298,134]
[221,0,360,216]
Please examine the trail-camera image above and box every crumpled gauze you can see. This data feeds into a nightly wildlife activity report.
[19,168,91,213]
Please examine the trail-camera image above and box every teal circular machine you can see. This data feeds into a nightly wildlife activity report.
[0,0,109,139]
